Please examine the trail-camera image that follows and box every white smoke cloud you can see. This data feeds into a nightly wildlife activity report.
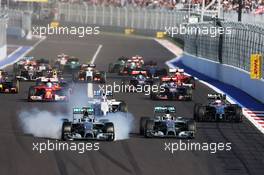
[19,108,134,141]
[101,112,134,141]
[19,109,68,139]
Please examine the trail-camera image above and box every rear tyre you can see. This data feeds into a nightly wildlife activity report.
[234,105,243,123]
[144,120,154,138]
[188,120,196,131]
[119,101,128,112]
[187,120,196,138]
[13,80,19,93]
[186,88,193,101]
[193,103,201,121]
[105,122,115,141]
[189,77,195,89]
[139,117,150,135]
[197,106,206,122]
[61,122,72,141]
[27,87,35,102]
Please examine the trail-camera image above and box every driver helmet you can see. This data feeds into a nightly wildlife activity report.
[169,80,175,87]
[46,82,52,88]
[138,74,144,79]
[164,113,171,120]
[215,99,222,105]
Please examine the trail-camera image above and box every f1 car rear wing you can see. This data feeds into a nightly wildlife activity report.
[169,68,178,73]
[82,63,96,68]
[57,53,68,58]
[131,70,147,75]
[154,106,176,113]
[39,77,59,83]
[73,107,94,115]
[23,56,34,60]
[168,68,184,73]
[208,94,226,100]
[161,77,177,82]
[94,90,113,97]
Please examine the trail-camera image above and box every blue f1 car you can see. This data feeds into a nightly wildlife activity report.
[61,106,115,141]
[194,94,243,122]
[140,106,196,138]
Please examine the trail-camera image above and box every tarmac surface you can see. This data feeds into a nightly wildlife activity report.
[0,33,264,175]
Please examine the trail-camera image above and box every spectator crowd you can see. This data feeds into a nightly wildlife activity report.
[61,0,264,14]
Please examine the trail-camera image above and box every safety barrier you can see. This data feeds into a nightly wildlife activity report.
[0,12,7,60]
[179,21,264,79]
[179,53,264,103]
[7,9,32,38]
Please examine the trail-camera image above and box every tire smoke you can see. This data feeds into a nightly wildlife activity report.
[101,112,134,141]
[19,109,67,139]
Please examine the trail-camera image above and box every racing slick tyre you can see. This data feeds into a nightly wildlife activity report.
[119,101,128,112]
[139,117,151,135]
[144,120,154,138]
[193,103,201,121]
[188,77,195,89]
[233,105,243,123]
[27,87,35,102]
[197,106,206,122]
[187,120,196,138]
[61,122,72,141]
[150,80,160,100]
[150,92,157,100]
[108,63,114,73]
[186,88,193,101]
[13,80,19,93]
[105,122,115,141]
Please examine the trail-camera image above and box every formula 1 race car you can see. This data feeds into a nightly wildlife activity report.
[73,64,106,83]
[139,106,196,138]
[119,55,144,75]
[108,56,128,73]
[27,79,70,102]
[55,53,69,68]
[150,77,192,101]
[61,106,115,141]
[143,61,167,78]
[13,56,36,73]
[93,90,128,115]
[193,94,243,122]
[0,70,19,93]
[16,66,44,81]
[62,57,81,72]
[121,70,153,91]
[35,58,51,72]
[168,68,195,89]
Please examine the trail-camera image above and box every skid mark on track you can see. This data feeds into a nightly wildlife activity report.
[216,123,252,175]
[64,153,95,175]
[121,142,143,175]
[98,149,133,174]
[53,152,69,175]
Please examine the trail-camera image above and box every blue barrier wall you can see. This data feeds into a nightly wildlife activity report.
[179,53,264,104]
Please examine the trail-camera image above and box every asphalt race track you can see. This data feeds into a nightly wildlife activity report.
[1,33,264,175]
